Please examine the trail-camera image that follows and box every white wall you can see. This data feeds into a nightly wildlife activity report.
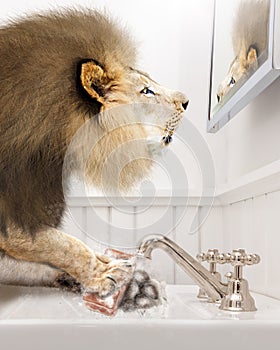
[221,77,280,182]
[63,188,280,299]
[62,197,202,285]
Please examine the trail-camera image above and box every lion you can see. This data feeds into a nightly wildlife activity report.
[217,0,269,103]
[0,9,188,297]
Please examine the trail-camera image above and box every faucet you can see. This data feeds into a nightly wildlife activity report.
[137,234,260,312]
[196,249,223,301]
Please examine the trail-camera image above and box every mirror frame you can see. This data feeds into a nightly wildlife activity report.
[207,0,280,133]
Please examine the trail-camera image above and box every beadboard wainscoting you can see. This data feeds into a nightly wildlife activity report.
[221,191,280,300]
[60,196,219,285]
[61,168,280,300]
[201,190,280,300]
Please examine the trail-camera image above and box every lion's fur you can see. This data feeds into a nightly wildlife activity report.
[232,0,269,59]
[0,9,152,235]
[217,0,269,101]
[0,9,188,292]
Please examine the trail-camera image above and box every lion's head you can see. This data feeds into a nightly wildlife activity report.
[66,59,188,193]
[0,9,188,232]
[216,0,269,104]
[217,46,258,103]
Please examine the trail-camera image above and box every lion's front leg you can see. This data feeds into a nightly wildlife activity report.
[0,227,133,297]
[0,251,81,293]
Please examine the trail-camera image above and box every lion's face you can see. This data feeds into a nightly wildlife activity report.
[127,68,189,145]
[72,59,188,193]
[80,60,188,145]
[217,46,258,103]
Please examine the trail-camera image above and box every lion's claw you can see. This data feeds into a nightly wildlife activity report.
[87,255,135,297]
[98,276,117,297]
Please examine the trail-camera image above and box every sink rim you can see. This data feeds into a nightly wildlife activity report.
[0,284,280,325]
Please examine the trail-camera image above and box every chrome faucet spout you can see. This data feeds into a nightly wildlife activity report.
[137,234,227,302]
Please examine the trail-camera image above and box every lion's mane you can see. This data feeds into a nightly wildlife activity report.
[232,0,269,57]
[0,10,151,235]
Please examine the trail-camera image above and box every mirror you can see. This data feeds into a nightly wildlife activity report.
[208,0,280,132]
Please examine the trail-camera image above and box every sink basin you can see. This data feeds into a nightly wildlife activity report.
[0,284,279,350]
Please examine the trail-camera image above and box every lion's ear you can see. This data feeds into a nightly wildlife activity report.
[246,46,258,70]
[78,59,107,104]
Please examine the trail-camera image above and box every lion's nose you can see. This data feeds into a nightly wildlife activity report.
[182,100,189,110]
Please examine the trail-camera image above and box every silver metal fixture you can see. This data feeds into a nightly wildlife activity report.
[138,234,227,303]
[220,249,260,312]
[137,235,260,312]
[196,249,222,302]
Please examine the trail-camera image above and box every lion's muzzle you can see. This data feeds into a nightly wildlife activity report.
[182,100,189,110]
[161,96,189,145]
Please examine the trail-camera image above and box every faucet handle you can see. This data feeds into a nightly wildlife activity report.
[229,249,261,266]
[205,249,219,263]
[196,252,207,262]
[216,252,231,264]
[196,249,221,302]
[227,249,260,281]
[219,249,260,312]
[196,249,220,263]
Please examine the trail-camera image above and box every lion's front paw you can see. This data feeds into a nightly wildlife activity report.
[87,254,135,297]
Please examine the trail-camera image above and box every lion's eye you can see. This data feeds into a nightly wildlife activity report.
[140,87,155,96]
[229,77,236,87]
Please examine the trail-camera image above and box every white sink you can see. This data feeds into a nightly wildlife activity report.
[0,284,280,350]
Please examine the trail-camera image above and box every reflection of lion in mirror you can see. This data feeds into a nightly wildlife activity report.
[0,10,188,296]
[217,0,269,102]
